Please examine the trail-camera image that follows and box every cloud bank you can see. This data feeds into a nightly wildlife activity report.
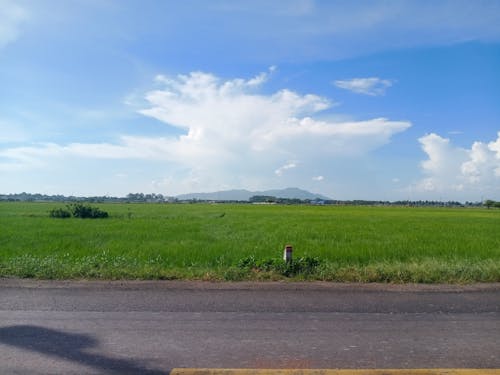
[0,70,411,194]
[415,132,500,199]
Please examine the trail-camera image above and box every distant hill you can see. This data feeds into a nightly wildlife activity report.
[175,187,330,201]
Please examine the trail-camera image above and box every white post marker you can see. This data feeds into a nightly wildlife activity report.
[283,244,293,263]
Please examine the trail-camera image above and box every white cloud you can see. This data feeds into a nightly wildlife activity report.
[0,0,28,48]
[0,136,174,171]
[275,162,297,176]
[0,70,411,194]
[312,175,324,181]
[414,132,500,199]
[334,77,393,96]
[137,71,409,191]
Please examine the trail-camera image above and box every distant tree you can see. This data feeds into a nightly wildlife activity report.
[484,200,496,209]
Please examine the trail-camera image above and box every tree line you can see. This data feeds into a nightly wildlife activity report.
[484,200,500,209]
[1,192,497,208]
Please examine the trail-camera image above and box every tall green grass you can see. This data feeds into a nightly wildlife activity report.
[0,202,499,282]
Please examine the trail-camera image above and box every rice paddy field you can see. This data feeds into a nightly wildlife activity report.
[1,202,499,282]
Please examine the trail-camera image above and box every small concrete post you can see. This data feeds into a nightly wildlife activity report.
[283,244,293,263]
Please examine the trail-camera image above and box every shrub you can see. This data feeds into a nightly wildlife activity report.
[237,255,322,277]
[49,204,109,219]
[49,208,71,218]
[67,203,108,218]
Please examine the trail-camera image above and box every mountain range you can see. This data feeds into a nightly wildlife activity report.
[175,187,331,201]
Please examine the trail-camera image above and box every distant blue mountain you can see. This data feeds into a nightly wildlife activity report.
[175,187,330,201]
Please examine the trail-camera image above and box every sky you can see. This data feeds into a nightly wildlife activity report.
[0,0,499,201]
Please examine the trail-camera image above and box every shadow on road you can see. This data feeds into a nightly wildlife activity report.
[0,325,167,374]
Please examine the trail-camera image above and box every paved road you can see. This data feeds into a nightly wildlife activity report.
[0,280,499,374]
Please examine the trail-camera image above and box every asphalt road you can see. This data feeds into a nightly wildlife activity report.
[0,280,499,374]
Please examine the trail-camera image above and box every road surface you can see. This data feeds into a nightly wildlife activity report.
[0,280,499,374]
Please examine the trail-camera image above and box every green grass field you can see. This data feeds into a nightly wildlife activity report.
[1,202,499,282]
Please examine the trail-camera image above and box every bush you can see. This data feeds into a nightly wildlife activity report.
[68,203,108,218]
[49,208,71,218]
[49,204,109,219]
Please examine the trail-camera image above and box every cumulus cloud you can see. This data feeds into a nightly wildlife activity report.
[312,175,324,181]
[415,132,500,199]
[137,70,409,190]
[0,70,411,193]
[0,0,28,48]
[334,77,393,96]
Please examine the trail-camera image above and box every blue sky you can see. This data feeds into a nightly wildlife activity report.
[1,0,499,201]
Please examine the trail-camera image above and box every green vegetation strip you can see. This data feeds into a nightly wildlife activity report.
[1,202,499,282]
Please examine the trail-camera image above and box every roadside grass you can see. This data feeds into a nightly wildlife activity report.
[0,202,499,282]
